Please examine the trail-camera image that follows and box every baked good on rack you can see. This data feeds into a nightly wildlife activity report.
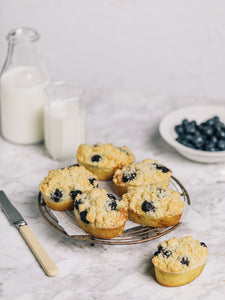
[152,236,209,287]
[76,142,135,180]
[123,186,184,227]
[39,166,98,211]
[74,188,128,239]
[113,159,172,196]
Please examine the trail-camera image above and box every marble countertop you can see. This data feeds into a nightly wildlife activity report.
[0,90,225,300]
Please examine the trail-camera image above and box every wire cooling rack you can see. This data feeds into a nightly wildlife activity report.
[38,176,190,245]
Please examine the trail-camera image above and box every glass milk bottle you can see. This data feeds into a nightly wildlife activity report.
[44,81,86,160]
[0,27,49,144]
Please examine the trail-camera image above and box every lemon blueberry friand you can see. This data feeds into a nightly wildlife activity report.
[39,166,98,211]
[123,186,184,227]
[113,159,172,196]
[76,142,135,180]
[152,236,209,287]
[74,188,128,239]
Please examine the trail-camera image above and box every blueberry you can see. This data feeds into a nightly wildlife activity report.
[190,120,197,127]
[154,164,170,173]
[89,178,98,187]
[204,126,214,136]
[185,134,194,142]
[175,125,184,136]
[183,124,191,134]
[199,123,206,131]
[216,130,225,139]
[194,130,202,136]
[176,138,196,149]
[206,118,215,126]
[107,193,116,200]
[200,242,207,247]
[153,251,160,257]
[109,200,117,211]
[51,189,63,202]
[211,136,218,144]
[107,193,117,209]
[163,250,172,258]
[122,172,136,182]
[204,142,216,151]
[158,245,163,252]
[70,190,82,200]
[153,250,160,257]
[91,155,102,162]
[153,245,163,257]
[193,135,204,149]
[215,121,225,131]
[212,116,220,123]
[185,121,197,134]
[217,139,225,150]
[180,257,189,266]
[206,117,220,126]
[74,199,82,210]
[182,119,189,128]
[80,210,90,224]
[141,200,155,212]
[206,126,214,136]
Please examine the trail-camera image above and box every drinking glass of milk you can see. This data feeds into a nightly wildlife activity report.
[0,27,49,145]
[44,81,86,160]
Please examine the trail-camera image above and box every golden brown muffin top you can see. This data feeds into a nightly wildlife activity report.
[74,188,128,229]
[39,166,98,199]
[76,142,135,169]
[113,159,172,187]
[123,186,184,219]
[152,236,209,273]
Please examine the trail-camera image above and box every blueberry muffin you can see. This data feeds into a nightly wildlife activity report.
[152,236,209,286]
[123,186,184,227]
[76,142,135,180]
[39,166,98,211]
[74,188,128,239]
[113,159,172,196]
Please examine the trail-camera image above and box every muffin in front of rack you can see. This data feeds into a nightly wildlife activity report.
[39,166,98,211]
[123,186,184,227]
[152,236,209,287]
[113,159,172,196]
[76,142,135,180]
[74,188,128,238]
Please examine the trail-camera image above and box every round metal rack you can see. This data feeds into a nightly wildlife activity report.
[38,176,190,245]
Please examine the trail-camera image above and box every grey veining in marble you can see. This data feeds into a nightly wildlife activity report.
[0,90,225,300]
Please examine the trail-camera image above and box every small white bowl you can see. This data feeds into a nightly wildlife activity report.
[159,105,225,163]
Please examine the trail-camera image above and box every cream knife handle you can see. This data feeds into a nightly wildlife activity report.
[19,225,59,277]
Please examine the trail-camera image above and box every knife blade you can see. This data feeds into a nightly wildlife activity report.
[0,191,59,277]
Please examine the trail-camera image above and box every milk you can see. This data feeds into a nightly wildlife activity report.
[44,100,85,160]
[0,66,49,144]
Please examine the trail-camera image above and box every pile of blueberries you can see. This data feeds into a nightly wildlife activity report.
[175,116,225,151]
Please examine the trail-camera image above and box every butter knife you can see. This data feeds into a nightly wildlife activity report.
[0,191,59,277]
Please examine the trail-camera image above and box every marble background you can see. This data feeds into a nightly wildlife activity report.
[0,91,225,299]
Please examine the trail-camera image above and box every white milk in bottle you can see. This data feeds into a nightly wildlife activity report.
[0,66,49,144]
[0,27,49,144]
